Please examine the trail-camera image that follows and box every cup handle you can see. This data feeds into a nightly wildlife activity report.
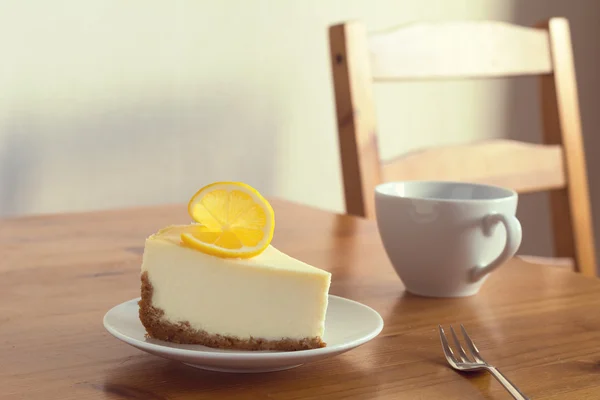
[470,213,522,282]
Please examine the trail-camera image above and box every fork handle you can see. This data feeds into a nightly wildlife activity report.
[487,367,529,399]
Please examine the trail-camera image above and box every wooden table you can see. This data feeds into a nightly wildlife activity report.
[2,199,600,399]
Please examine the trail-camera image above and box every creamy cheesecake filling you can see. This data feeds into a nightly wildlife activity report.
[140,227,331,344]
[139,272,327,350]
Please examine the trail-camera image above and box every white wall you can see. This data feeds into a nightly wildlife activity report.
[1,1,599,259]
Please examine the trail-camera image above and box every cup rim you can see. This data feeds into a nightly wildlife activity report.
[374,180,517,203]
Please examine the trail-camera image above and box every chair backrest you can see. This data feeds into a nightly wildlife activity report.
[328,18,597,276]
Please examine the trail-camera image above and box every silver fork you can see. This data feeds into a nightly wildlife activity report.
[438,324,529,400]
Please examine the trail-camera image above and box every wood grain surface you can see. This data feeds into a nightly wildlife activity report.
[2,199,600,399]
[367,20,552,79]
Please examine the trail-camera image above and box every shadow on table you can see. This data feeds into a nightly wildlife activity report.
[94,354,372,398]
[382,290,498,366]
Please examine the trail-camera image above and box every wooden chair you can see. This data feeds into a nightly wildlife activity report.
[328,18,598,277]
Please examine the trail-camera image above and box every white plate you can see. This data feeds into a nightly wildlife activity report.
[103,295,383,373]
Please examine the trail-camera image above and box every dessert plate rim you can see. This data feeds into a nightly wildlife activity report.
[103,294,384,362]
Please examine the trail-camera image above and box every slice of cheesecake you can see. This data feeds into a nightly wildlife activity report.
[139,225,332,351]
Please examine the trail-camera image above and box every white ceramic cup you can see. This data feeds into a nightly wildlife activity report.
[375,181,522,297]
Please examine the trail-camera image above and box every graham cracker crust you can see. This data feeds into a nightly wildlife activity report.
[138,271,326,351]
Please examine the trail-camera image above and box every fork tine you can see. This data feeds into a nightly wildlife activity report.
[438,325,458,365]
[460,324,485,362]
[450,325,473,362]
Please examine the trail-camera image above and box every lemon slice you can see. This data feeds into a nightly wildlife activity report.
[181,182,275,258]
